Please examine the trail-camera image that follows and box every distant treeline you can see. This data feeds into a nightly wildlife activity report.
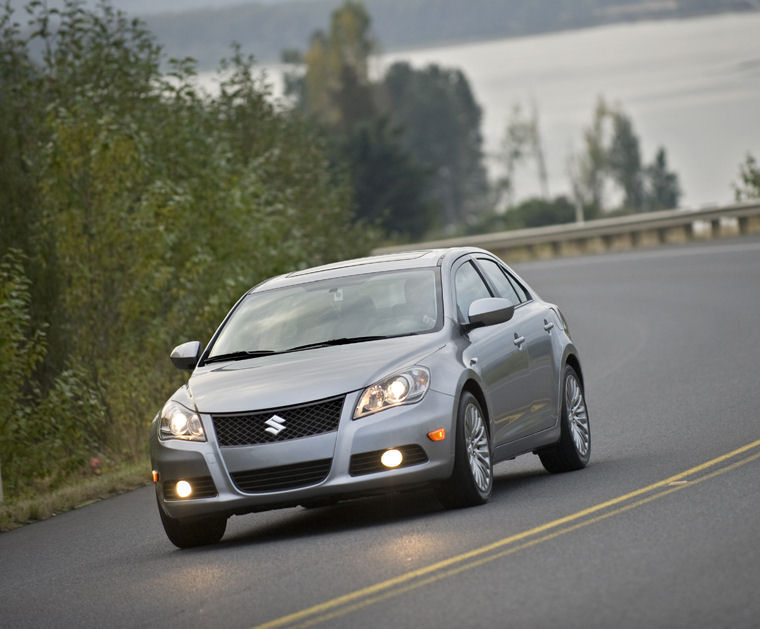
[144,0,755,67]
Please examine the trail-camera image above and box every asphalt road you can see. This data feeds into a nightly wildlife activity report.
[2,236,759,629]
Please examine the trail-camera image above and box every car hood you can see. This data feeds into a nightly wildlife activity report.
[184,335,446,413]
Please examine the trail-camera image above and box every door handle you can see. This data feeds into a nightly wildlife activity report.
[544,319,554,332]
[513,334,525,348]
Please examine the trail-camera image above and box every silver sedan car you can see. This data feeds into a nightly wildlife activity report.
[150,247,590,547]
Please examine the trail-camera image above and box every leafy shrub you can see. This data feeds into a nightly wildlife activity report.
[0,1,370,498]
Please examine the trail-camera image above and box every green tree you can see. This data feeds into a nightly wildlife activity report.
[644,148,681,210]
[607,110,644,210]
[0,0,367,498]
[472,196,575,233]
[570,98,681,216]
[331,117,436,238]
[498,102,549,208]
[291,1,376,128]
[569,98,611,217]
[733,154,760,201]
[0,3,64,377]
[0,251,47,476]
[0,250,103,495]
[506,196,575,229]
[382,62,489,229]
[283,2,438,240]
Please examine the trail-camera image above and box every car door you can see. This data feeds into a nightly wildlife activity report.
[474,257,558,439]
[453,258,533,447]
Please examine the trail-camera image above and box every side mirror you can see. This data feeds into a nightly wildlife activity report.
[170,341,202,371]
[467,298,515,328]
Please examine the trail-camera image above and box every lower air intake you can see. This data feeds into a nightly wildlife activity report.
[230,459,332,493]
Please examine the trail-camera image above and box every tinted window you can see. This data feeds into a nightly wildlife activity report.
[508,273,531,302]
[209,268,441,355]
[455,261,492,322]
[477,259,521,306]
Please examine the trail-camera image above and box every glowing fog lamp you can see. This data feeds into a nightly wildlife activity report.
[381,449,403,469]
[175,480,193,499]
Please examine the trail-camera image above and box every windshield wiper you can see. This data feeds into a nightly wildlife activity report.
[205,335,410,362]
[284,336,395,353]
[203,350,277,364]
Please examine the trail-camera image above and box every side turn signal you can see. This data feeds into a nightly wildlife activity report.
[427,428,446,442]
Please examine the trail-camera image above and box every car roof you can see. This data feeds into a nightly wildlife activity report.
[250,248,473,293]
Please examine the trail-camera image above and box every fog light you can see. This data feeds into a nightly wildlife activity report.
[175,480,192,498]
[381,449,403,468]
[152,470,160,483]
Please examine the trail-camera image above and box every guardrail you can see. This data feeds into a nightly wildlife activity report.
[373,200,760,261]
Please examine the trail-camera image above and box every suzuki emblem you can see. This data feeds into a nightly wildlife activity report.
[264,414,287,436]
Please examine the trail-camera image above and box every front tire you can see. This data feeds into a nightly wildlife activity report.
[158,502,227,548]
[538,365,591,473]
[437,391,493,509]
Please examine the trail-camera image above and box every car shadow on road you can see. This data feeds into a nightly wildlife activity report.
[212,467,552,549]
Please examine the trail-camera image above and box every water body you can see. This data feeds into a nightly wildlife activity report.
[379,12,760,208]
[200,12,759,208]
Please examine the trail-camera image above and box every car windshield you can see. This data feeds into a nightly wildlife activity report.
[207,268,442,358]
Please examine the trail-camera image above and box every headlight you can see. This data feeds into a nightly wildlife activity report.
[159,400,206,441]
[354,367,430,419]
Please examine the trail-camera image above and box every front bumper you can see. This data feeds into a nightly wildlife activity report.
[150,389,456,520]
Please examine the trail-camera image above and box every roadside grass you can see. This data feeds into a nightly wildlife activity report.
[0,458,152,532]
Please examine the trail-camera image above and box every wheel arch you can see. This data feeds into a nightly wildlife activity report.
[459,378,491,437]
[564,353,584,390]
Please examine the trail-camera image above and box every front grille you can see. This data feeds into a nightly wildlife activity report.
[349,445,429,476]
[212,396,345,446]
[163,476,217,500]
[230,459,332,493]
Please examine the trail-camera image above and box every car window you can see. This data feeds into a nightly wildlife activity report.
[455,261,492,322]
[507,272,531,302]
[476,258,522,306]
[208,268,441,356]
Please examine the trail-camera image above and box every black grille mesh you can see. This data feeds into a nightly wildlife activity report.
[212,396,345,446]
[230,459,332,493]
[349,445,428,476]
[163,476,217,500]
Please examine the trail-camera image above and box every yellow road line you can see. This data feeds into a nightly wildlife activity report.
[289,450,760,629]
[253,439,760,629]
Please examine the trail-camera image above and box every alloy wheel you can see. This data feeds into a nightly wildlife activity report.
[565,373,590,458]
[464,401,491,492]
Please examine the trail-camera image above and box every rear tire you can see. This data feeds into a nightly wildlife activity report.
[158,501,227,548]
[437,391,493,509]
[538,365,590,473]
